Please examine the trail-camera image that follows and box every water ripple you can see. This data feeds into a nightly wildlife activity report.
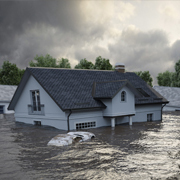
[1,113,180,179]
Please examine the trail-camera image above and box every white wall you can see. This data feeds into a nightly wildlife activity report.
[102,86,135,117]
[112,86,135,116]
[133,104,162,122]
[14,75,67,130]
[66,109,111,130]
[101,99,112,116]
[0,102,14,114]
[13,75,163,130]
[66,103,162,130]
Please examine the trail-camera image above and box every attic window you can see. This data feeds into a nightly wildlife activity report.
[28,90,45,115]
[31,90,41,111]
[121,91,126,102]
[136,88,150,97]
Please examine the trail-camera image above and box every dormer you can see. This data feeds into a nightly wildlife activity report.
[92,80,142,117]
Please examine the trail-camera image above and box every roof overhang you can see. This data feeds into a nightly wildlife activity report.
[104,113,135,118]
[135,101,169,106]
[8,68,31,110]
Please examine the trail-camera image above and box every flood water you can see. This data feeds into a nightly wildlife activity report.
[1,112,180,180]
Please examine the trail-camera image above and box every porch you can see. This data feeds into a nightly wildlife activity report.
[104,114,135,128]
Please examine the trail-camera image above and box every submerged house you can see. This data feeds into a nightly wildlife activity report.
[8,64,168,130]
[153,86,180,111]
[0,85,17,115]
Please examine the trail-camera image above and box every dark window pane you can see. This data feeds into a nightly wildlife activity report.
[31,90,42,112]
[32,91,37,111]
[36,91,41,111]
[121,91,126,101]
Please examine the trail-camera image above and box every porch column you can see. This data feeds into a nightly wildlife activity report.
[111,118,115,128]
[129,116,132,125]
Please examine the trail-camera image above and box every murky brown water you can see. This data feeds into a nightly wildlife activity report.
[1,112,180,180]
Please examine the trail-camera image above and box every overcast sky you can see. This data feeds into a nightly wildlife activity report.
[0,0,180,85]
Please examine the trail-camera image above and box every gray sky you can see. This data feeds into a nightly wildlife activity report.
[0,0,180,85]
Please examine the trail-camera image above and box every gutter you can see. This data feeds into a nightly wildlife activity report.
[67,110,72,132]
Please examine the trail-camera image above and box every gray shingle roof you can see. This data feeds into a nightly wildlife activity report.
[93,80,128,98]
[153,86,180,107]
[24,68,168,111]
[0,85,17,102]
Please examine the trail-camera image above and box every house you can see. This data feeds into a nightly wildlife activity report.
[153,86,180,111]
[8,64,168,130]
[0,85,17,117]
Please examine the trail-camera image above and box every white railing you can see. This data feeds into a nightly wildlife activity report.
[28,104,45,115]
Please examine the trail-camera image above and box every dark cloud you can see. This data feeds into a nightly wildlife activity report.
[121,29,169,47]
[0,1,88,68]
[108,28,179,84]
[0,1,180,86]
[0,1,108,68]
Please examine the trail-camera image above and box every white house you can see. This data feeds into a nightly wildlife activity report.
[153,86,180,111]
[0,85,17,115]
[8,65,168,130]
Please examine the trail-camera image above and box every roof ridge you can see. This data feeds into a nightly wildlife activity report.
[27,67,132,73]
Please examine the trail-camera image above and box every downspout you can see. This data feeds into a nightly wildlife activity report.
[67,110,72,132]
[161,104,166,121]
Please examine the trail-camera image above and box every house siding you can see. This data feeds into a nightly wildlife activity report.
[13,75,163,130]
[112,86,135,116]
[115,104,162,125]
[102,86,135,117]
[133,104,162,122]
[14,75,67,130]
[66,109,111,130]
[101,99,112,116]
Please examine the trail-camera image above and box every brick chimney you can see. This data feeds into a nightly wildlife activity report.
[115,63,125,73]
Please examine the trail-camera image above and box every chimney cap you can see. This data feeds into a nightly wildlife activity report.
[115,62,125,73]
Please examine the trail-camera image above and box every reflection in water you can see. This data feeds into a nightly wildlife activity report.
[1,112,180,179]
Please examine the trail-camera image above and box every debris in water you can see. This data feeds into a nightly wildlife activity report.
[47,131,95,146]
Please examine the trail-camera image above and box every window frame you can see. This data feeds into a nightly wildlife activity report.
[147,113,153,122]
[28,90,44,115]
[30,90,41,112]
[121,91,126,102]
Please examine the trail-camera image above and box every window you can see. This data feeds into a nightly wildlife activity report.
[32,90,41,111]
[147,114,153,122]
[34,121,41,126]
[76,121,96,130]
[28,90,44,115]
[121,91,126,102]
